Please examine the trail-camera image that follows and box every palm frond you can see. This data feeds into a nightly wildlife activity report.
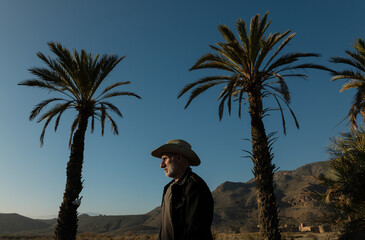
[272,94,287,135]
[253,32,277,73]
[37,100,73,146]
[276,93,299,129]
[236,18,248,48]
[54,101,74,131]
[68,115,80,148]
[97,91,141,101]
[331,56,365,72]
[263,31,294,70]
[48,42,74,70]
[91,114,95,133]
[248,12,270,66]
[280,73,309,79]
[40,115,54,147]
[265,91,299,133]
[218,24,237,42]
[37,103,71,123]
[184,81,224,108]
[36,52,52,65]
[331,70,365,82]
[210,44,244,72]
[346,50,365,68]
[178,76,231,98]
[217,78,237,119]
[190,53,240,74]
[347,88,365,129]
[28,67,65,86]
[237,89,246,118]
[273,73,290,102]
[45,59,81,99]
[99,102,123,118]
[91,55,125,96]
[339,80,365,92]
[29,98,66,120]
[95,81,131,100]
[257,12,270,38]
[105,112,119,135]
[218,94,229,120]
[353,38,365,54]
[18,79,59,91]
[100,103,106,136]
[47,42,80,95]
[267,53,320,72]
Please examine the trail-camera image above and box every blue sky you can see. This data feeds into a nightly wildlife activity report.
[0,0,364,219]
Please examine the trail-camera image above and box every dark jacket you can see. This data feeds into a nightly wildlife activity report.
[159,168,214,240]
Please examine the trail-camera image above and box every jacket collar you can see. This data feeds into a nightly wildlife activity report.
[164,167,192,190]
[174,167,192,186]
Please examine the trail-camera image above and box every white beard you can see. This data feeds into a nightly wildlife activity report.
[165,161,177,178]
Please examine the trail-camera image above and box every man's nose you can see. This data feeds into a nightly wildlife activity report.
[160,160,166,168]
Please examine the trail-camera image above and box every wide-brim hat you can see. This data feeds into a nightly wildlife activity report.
[151,139,201,166]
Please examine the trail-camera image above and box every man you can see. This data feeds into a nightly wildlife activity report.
[151,139,214,240]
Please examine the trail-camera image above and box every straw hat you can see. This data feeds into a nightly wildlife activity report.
[151,139,201,166]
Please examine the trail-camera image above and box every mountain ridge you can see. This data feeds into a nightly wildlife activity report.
[0,160,330,235]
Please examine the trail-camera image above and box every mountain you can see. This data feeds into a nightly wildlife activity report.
[0,161,330,235]
[0,213,50,234]
[212,160,330,232]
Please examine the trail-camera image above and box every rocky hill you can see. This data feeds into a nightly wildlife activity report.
[0,161,330,235]
[212,160,329,232]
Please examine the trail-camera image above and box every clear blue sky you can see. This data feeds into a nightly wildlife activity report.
[0,0,363,219]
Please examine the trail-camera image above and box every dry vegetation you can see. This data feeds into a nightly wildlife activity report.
[214,232,339,240]
[0,232,158,240]
[0,232,339,240]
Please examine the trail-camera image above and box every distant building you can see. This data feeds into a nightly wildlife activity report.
[299,223,312,232]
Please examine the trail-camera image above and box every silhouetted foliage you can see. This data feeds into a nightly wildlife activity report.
[317,128,365,239]
[331,38,365,130]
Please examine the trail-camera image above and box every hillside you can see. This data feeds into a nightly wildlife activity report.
[212,160,330,232]
[0,161,330,235]
[0,213,50,234]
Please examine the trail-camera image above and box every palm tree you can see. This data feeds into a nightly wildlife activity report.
[19,42,141,240]
[331,38,365,130]
[318,128,365,239]
[178,12,329,240]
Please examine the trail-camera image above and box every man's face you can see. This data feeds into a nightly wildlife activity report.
[160,153,180,179]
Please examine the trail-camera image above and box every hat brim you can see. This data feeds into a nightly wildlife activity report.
[151,143,201,166]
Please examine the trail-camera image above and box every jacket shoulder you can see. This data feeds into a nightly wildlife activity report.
[188,171,203,183]
[185,171,210,191]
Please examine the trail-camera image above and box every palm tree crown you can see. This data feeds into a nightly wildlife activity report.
[179,12,328,134]
[331,38,365,130]
[19,42,141,146]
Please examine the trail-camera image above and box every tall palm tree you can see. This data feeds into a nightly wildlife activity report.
[318,128,365,239]
[331,38,365,130]
[178,12,328,240]
[19,42,141,240]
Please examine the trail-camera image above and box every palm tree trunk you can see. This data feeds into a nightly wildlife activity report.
[54,114,88,240]
[248,89,281,240]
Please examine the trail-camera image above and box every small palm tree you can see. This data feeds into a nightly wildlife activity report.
[178,12,328,240]
[19,42,141,240]
[331,38,365,130]
[318,128,365,239]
